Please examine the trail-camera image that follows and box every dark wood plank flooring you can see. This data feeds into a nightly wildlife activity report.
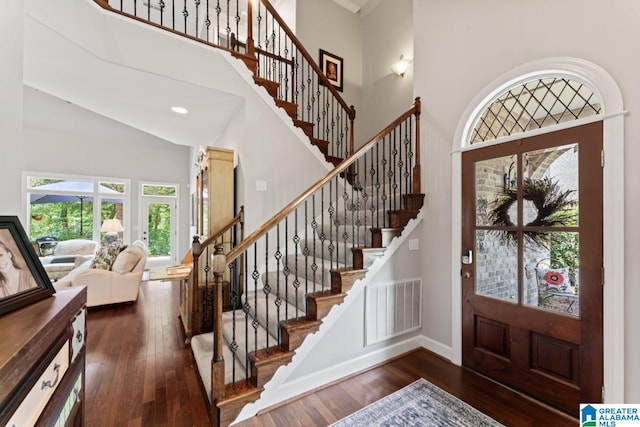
[85,280,578,427]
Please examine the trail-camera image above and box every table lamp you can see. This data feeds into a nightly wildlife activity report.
[101,218,123,244]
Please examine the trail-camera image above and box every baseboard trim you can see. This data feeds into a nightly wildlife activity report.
[234,336,425,424]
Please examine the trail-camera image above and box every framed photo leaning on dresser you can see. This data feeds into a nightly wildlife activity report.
[0,216,55,316]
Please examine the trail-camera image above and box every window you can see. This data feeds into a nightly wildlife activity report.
[26,174,128,247]
[470,77,602,144]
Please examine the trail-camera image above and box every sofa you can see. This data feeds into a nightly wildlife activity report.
[39,239,98,281]
[55,240,148,307]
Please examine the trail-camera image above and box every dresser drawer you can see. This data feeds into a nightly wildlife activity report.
[71,307,86,363]
[7,341,70,427]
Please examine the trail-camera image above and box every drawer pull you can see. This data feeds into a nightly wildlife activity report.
[76,329,83,343]
[41,363,61,390]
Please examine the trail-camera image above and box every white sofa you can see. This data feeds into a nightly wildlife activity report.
[39,239,98,281]
[55,240,148,307]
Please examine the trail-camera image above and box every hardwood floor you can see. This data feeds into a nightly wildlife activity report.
[85,280,578,427]
[85,279,209,426]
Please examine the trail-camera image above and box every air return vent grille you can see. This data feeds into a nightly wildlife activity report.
[365,278,422,346]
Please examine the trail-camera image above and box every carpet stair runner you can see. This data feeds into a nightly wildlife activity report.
[191,185,424,426]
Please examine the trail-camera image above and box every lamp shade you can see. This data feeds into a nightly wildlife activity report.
[101,218,124,233]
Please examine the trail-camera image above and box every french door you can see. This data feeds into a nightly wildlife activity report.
[142,196,177,265]
[461,122,603,415]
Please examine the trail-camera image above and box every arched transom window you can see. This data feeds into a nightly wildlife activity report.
[470,77,602,144]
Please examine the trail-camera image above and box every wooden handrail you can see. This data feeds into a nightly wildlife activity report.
[226,98,421,263]
[196,206,245,253]
[257,0,355,121]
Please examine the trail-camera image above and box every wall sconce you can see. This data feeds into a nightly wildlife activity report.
[391,55,411,77]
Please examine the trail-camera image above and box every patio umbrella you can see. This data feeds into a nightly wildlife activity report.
[30,181,122,235]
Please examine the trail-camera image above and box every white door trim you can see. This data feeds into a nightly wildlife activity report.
[450,57,625,403]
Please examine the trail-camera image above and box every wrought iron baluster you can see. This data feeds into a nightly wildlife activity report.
[392,127,398,211]
[400,121,406,203]
[243,248,250,381]
[351,162,356,249]
[203,245,212,331]
[204,0,210,42]
[328,180,335,277]
[182,0,188,35]
[320,187,326,293]
[363,151,369,235]
[251,243,259,357]
[225,0,230,48]
[292,208,300,320]
[311,194,318,295]
[334,175,339,271]
[235,0,239,47]
[375,142,380,229]
[303,200,309,311]
[263,232,271,349]
[274,224,283,344]
[284,216,289,320]
[195,0,200,37]
[215,0,221,45]
[342,179,348,267]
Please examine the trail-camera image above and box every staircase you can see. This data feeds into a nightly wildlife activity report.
[90,1,423,425]
[188,98,422,426]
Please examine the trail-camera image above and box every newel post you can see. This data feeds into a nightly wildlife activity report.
[413,97,422,194]
[191,235,202,334]
[210,244,227,410]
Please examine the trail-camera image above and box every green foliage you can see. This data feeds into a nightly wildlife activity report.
[147,203,171,256]
[550,231,579,285]
[30,201,94,241]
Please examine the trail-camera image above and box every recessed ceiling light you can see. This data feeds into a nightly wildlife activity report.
[171,106,189,115]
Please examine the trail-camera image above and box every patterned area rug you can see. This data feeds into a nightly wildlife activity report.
[330,378,504,427]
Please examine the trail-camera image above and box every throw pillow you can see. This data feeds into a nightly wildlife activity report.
[91,242,121,270]
[536,267,570,292]
[111,245,143,274]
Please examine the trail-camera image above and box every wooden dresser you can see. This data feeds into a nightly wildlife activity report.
[0,287,87,426]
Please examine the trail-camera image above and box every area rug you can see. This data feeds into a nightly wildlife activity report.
[329,378,504,427]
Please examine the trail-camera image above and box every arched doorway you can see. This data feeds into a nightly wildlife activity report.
[451,58,625,406]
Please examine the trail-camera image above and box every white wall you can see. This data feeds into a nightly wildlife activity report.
[0,0,24,215]
[296,0,363,114]
[22,87,192,258]
[360,0,413,145]
[413,0,639,402]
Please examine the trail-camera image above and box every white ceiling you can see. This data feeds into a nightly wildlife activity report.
[332,0,375,14]
[22,11,245,149]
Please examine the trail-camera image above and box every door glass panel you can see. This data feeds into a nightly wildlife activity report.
[147,202,172,257]
[475,230,518,303]
[475,155,518,226]
[522,144,579,227]
[524,231,580,317]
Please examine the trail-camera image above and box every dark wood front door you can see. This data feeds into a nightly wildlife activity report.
[461,122,603,415]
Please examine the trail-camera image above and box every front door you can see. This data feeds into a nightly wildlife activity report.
[461,122,603,415]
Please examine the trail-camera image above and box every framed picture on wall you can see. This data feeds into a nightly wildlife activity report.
[0,216,55,316]
[319,49,344,92]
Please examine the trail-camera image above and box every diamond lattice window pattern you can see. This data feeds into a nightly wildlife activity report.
[471,78,601,144]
